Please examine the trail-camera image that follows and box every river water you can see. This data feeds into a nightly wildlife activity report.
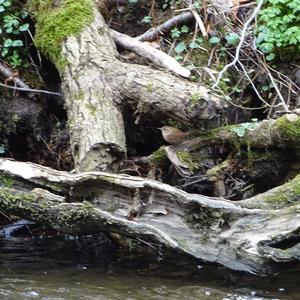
[0,235,299,300]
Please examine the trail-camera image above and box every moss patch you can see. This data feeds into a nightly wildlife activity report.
[0,173,14,188]
[152,146,167,164]
[275,115,300,144]
[177,151,199,171]
[28,0,94,71]
[0,188,37,211]
[264,174,300,208]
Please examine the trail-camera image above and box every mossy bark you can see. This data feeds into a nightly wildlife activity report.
[27,0,225,172]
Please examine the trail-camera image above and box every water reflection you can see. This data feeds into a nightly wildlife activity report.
[0,235,298,300]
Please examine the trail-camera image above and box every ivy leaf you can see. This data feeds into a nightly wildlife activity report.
[171,28,181,39]
[175,41,186,54]
[266,53,275,61]
[189,41,199,49]
[3,0,11,7]
[4,38,12,47]
[11,40,23,47]
[141,16,152,24]
[18,23,29,31]
[181,25,189,33]
[209,36,220,45]
[225,32,239,45]
[230,127,246,137]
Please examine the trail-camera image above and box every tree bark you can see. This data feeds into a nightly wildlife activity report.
[6,0,298,276]
[30,2,224,172]
[1,158,300,274]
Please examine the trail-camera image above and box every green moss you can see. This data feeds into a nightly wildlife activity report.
[0,188,36,209]
[264,174,300,207]
[28,0,94,71]
[152,146,167,163]
[82,200,95,210]
[190,91,202,106]
[0,174,14,188]
[177,151,199,171]
[246,150,273,169]
[275,115,300,144]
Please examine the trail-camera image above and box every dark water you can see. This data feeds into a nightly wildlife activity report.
[0,235,299,300]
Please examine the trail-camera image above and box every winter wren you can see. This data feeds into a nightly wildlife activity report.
[158,126,191,145]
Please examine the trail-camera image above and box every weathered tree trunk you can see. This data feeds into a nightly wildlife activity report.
[1,158,300,274]
[29,2,224,172]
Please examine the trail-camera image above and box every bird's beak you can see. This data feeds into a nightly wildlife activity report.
[157,127,162,130]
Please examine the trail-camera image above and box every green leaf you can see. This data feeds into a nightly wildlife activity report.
[225,32,239,45]
[266,53,275,61]
[5,27,13,33]
[230,127,246,137]
[20,10,28,18]
[1,48,8,57]
[3,0,11,7]
[4,38,12,47]
[181,25,189,33]
[0,5,5,12]
[18,23,29,31]
[141,16,152,24]
[175,41,186,54]
[11,40,23,47]
[209,36,220,45]
[171,28,181,39]
[192,1,201,9]
[189,41,199,49]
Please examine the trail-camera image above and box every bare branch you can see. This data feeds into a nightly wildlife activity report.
[212,0,264,89]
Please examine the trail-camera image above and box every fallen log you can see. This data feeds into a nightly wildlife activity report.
[1,158,300,274]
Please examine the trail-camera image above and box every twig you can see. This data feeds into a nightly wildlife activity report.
[237,60,270,107]
[0,82,62,96]
[0,61,35,98]
[137,11,194,42]
[191,9,208,37]
[256,55,289,111]
[212,0,264,89]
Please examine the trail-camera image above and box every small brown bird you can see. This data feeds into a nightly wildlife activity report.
[158,126,191,145]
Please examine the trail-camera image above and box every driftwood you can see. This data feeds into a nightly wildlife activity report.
[1,157,300,274]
